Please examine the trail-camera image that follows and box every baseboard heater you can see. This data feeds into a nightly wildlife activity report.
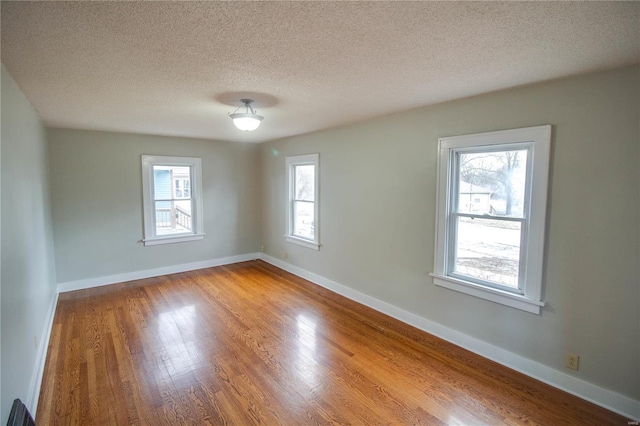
[7,399,35,426]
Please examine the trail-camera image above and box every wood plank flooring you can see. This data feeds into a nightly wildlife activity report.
[37,260,630,425]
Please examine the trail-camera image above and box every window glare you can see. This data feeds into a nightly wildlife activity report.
[295,165,315,201]
[457,149,527,218]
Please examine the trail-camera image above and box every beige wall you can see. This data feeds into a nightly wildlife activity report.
[260,65,640,400]
[1,65,57,421]
[48,129,260,283]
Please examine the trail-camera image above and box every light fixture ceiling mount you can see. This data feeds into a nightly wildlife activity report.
[229,99,264,131]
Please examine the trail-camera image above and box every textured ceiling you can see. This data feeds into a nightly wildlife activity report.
[2,1,639,143]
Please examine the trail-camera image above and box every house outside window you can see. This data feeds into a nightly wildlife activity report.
[431,125,551,314]
[141,155,204,246]
[174,177,190,199]
[285,154,320,250]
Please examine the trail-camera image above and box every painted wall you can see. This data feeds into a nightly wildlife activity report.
[48,129,260,283]
[260,65,640,400]
[1,65,57,421]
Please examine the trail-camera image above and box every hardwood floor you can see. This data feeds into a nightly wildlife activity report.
[37,260,629,425]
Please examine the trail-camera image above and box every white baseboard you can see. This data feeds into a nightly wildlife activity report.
[258,254,639,421]
[26,289,59,418]
[57,253,260,293]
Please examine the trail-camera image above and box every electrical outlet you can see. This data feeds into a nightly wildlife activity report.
[260,245,265,253]
[284,251,288,260]
[33,335,38,350]
[566,353,579,371]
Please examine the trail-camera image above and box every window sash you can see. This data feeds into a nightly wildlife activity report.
[153,200,194,233]
[451,145,532,218]
[293,164,315,202]
[292,199,315,239]
[447,212,526,294]
[154,198,191,202]
[292,195,314,202]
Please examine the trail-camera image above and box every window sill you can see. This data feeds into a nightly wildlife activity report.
[143,233,205,246]
[430,273,545,314]
[285,235,320,250]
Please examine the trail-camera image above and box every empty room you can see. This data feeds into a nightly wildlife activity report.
[1,1,639,425]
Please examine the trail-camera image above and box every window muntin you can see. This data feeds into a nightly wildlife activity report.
[141,156,204,246]
[286,154,320,250]
[432,126,551,314]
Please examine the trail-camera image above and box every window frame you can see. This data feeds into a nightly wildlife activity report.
[431,125,551,314]
[141,155,205,246]
[285,153,320,250]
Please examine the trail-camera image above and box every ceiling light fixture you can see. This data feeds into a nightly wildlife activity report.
[229,99,263,131]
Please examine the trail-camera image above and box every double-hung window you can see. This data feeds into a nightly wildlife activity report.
[431,125,551,314]
[285,154,320,250]
[141,155,204,246]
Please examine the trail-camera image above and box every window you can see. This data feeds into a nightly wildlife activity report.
[431,125,551,314]
[141,155,204,246]
[286,154,320,250]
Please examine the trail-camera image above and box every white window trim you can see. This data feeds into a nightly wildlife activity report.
[431,125,551,314]
[141,155,205,246]
[285,153,320,250]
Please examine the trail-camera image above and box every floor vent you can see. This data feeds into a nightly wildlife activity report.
[7,399,35,426]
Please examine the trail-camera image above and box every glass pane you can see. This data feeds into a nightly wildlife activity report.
[155,200,193,235]
[293,201,314,239]
[453,216,521,288]
[294,165,315,201]
[457,149,528,218]
[153,165,191,200]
